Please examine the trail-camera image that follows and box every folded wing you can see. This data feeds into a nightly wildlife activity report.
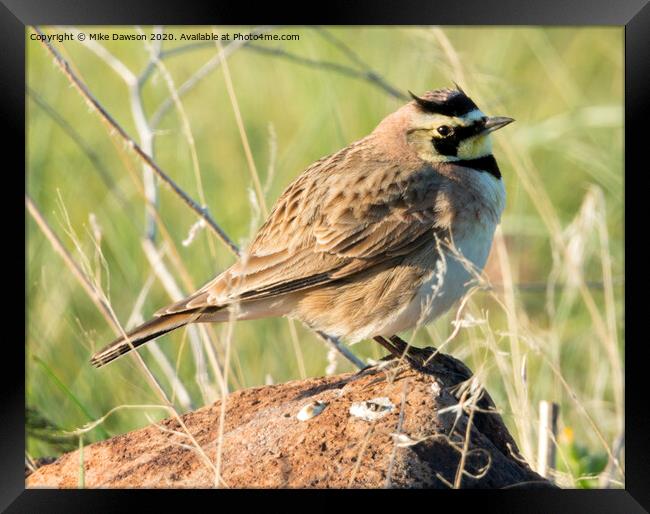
[157,143,445,316]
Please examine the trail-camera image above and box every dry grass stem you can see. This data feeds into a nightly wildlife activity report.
[33,26,239,256]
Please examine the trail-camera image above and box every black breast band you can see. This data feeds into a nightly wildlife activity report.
[454,155,501,179]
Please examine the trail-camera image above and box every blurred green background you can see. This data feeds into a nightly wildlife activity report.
[26,26,623,488]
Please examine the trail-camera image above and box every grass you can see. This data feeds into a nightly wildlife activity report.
[26,26,623,488]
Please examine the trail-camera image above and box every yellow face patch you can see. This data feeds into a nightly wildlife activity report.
[456,133,492,160]
[407,109,492,162]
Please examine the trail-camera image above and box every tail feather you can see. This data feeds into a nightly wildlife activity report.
[90,312,197,368]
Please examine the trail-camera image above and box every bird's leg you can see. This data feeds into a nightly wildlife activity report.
[316,331,366,370]
[374,336,432,373]
[390,334,443,367]
[388,335,430,371]
[373,336,404,361]
[388,335,410,355]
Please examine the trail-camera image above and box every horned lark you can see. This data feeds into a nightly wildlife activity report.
[91,87,513,368]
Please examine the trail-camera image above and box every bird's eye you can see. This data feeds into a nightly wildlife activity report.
[437,125,452,137]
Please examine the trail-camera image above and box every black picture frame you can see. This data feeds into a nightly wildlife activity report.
[5,0,648,511]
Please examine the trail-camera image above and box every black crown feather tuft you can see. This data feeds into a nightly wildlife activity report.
[408,88,479,117]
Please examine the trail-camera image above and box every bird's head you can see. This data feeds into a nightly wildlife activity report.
[404,87,514,163]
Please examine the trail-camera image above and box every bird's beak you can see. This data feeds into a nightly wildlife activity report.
[483,116,515,134]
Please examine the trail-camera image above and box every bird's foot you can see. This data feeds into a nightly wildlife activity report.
[373,335,431,373]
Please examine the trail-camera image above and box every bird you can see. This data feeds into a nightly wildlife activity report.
[91,86,513,369]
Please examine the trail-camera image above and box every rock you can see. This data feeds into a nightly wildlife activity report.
[27,347,554,489]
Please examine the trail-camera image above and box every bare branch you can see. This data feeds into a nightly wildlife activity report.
[149,27,406,129]
[26,195,115,329]
[34,25,375,376]
[141,239,222,405]
[33,25,239,257]
[214,33,268,216]
[536,400,559,479]
[27,194,224,482]
[26,86,127,206]
[143,28,219,258]
[245,43,407,101]
[315,28,407,100]
[150,27,271,129]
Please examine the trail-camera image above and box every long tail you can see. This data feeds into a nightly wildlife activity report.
[90,311,201,368]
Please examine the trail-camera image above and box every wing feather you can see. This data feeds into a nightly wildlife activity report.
[158,143,447,315]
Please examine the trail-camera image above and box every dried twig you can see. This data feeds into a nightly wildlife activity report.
[385,379,410,488]
[245,43,407,100]
[32,25,410,391]
[536,400,559,479]
[26,195,222,482]
[150,27,272,128]
[150,27,406,129]
[599,433,624,488]
[26,195,115,329]
[314,28,407,100]
[33,25,239,256]
[26,86,126,204]
[453,380,484,488]
[64,26,160,240]
[143,28,216,258]
[214,33,268,216]
[141,239,220,405]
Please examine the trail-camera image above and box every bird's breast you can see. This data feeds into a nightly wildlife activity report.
[376,175,505,337]
[405,221,497,330]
